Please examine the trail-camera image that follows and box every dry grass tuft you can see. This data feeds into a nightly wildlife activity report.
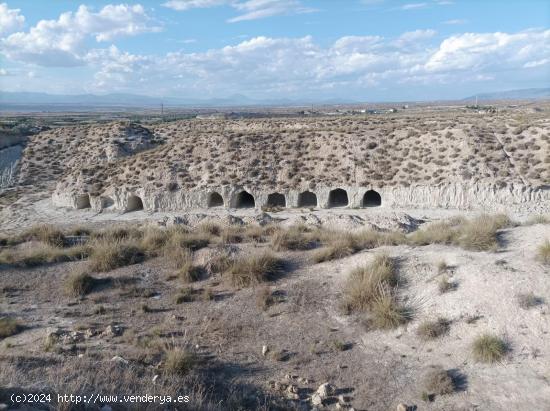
[417,318,450,340]
[225,252,285,287]
[64,267,96,297]
[164,348,198,376]
[472,334,507,363]
[88,239,144,272]
[0,243,88,267]
[409,214,511,252]
[344,253,411,329]
[457,214,510,251]
[271,226,316,251]
[22,224,66,247]
[345,254,398,311]
[164,246,202,282]
[0,317,21,339]
[423,366,456,396]
[537,239,550,265]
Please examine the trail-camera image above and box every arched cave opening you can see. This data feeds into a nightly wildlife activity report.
[267,192,286,207]
[236,191,255,208]
[76,194,91,209]
[363,190,382,207]
[208,192,224,207]
[127,195,144,211]
[298,191,317,207]
[328,188,349,208]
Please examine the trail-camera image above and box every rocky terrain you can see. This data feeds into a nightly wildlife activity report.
[4,109,548,214]
[0,107,549,411]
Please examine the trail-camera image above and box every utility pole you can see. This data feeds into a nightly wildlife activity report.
[161,102,164,116]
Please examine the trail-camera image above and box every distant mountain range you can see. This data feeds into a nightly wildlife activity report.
[464,88,550,101]
[0,91,352,108]
[1,88,548,109]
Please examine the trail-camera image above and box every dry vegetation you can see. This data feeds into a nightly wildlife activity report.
[0,209,548,410]
[20,112,546,201]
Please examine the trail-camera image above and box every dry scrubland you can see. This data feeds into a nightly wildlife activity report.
[1,109,550,410]
[15,111,550,199]
[1,213,549,410]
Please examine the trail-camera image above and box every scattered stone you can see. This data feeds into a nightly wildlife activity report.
[110,355,129,364]
[262,345,269,356]
[396,403,408,411]
[338,394,351,403]
[316,382,336,399]
[102,325,123,337]
[311,393,323,406]
[152,375,159,384]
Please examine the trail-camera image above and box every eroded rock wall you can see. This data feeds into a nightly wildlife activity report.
[52,182,550,212]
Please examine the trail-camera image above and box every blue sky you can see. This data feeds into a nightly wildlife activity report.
[0,0,549,101]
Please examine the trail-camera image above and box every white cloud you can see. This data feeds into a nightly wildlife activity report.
[74,28,548,97]
[397,29,436,42]
[1,4,160,66]
[228,0,315,22]
[162,0,316,22]
[0,3,24,35]
[401,3,427,10]
[425,30,550,72]
[162,0,228,11]
[0,68,7,75]
[443,19,466,25]
[2,25,548,98]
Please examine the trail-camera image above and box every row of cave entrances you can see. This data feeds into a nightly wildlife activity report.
[76,189,382,211]
[211,189,382,209]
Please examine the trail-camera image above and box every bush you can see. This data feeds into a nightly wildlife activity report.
[417,318,450,340]
[0,317,21,338]
[472,334,507,363]
[164,348,198,376]
[344,254,410,329]
[65,268,96,297]
[225,252,285,287]
[423,366,455,396]
[89,239,144,272]
[271,227,315,251]
[0,244,88,267]
[408,214,511,252]
[370,287,412,329]
[537,240,550,265]
[345,254,398,311]
[22,224,66,247]
[457,214,509,251]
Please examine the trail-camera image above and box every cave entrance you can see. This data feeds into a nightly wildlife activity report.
[76,194,91,209]
[328,188,349,208]
[362,190,382,207]
[208,192,224,207]
[298,191,317,207]
[267,192,286,207]
[236,191,255,208]
[127,195,144,211]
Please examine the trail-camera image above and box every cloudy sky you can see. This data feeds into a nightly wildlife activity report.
[0,0,548,101]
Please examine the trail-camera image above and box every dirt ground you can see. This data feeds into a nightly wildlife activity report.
[1,206,549,411]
